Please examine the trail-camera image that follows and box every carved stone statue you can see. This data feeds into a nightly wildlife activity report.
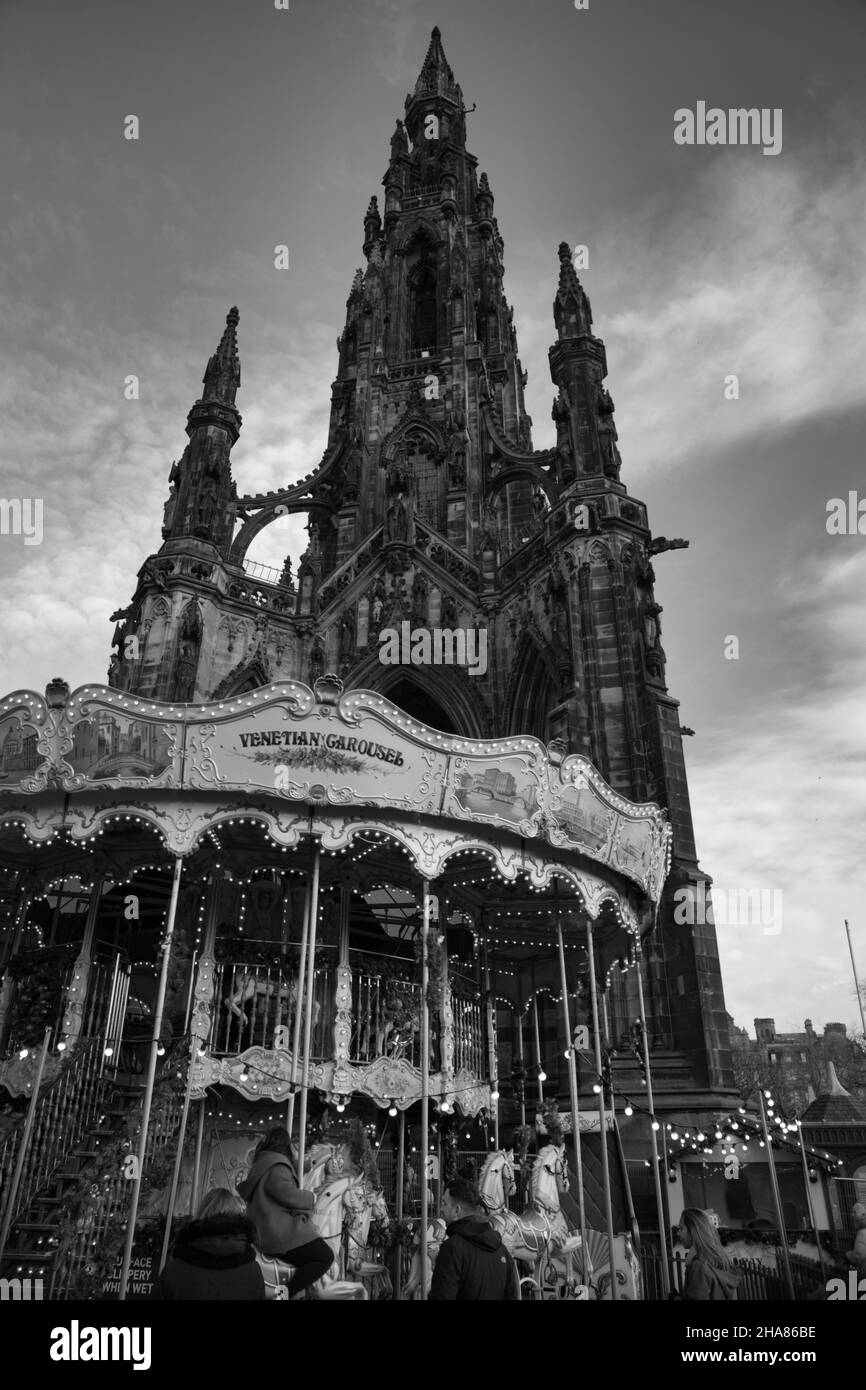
[144,559,168,591]
[370,579,387,630]
[385,494,411,545]
[340,611,355,661]
[173,642,197,702]
[532,488,548,526]
[411,572,429,625]
[441,592,459,629]
[162,483,177,537]
[643,601,662,649]
[445,410,470,488]
[309,637,325,683]
[343,435,363,499]
[386,446,413,496]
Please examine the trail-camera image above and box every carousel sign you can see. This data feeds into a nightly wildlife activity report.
[0,678,671,900]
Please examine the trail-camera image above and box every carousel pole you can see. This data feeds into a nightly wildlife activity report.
[482,941,498,1149]
[634,938,670,1297]
[419,878,431,1301]
[286,849,314,1136]
[796,1119,828,1276]
[0,1027,51,1264]
[279,875,291,962]
[394,1107,405,1301]
[555,913,589,1273]
[295,839,322,1183]
[530,961,544,1105]
[491,943,500,1151]
[159,1027,198,1272]
[1,882,30,968]
[161,873,214,1273]
[118,854,184,1302]
[48,878,65,947]
[585,917,619,1300]
[190,1094,206,1215]
[757,1090,796,1300]
[515,996,526,1125]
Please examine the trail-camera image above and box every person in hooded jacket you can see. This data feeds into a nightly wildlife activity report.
[152,1188,265,1300]
[237,1126,334,1298]
[429,1177,520,1300]
[676,1208,740,1300]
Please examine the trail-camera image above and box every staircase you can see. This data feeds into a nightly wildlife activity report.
[0,1040,185,1299]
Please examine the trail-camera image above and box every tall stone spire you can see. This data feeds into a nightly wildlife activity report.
[162,307,242,550]
[201,305,241,405]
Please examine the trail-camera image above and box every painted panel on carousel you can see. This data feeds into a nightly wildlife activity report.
[0,709,46,788]
[444,753,544,838]
[547,755,670,900]
[63,708,177,788]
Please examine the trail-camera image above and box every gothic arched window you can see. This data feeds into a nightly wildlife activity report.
[411,264,438,352]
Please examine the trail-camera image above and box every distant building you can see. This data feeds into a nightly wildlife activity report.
[729,1013,866,1115]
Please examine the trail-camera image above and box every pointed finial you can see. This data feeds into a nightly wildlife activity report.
[202,306,241,404]
[554,242,592,337]
[827,1061,850,1097]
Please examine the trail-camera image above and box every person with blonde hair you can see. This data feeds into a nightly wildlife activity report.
[675,1208,740,1301]
[152,1188,265,1300]
[845,1202,866,1274]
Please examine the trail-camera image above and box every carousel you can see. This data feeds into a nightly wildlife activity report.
[0,674,671,1300]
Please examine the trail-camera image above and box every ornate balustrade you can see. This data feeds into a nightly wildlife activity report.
[194,948,486,1110]
[0,1036,108,1230]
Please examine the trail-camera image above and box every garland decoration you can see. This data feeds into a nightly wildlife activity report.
[6,944,76,1047]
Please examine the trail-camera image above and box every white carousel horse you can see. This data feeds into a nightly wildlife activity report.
[344,1182,392,1298]
[403,1218,448,1299]
[300,1143,390,1298]
[480,1145,583,1298]
[479,1149,554,1268]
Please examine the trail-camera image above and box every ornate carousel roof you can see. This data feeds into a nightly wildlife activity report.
[0,677,671,920]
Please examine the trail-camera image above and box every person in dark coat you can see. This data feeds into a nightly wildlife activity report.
[152,1188,265,1300]
[237,1126,334,1298]
[676,1208,740,1300]
[429,1177,519,1301]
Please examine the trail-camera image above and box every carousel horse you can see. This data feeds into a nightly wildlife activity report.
[529,1147,642,1300]
[301,1143,390,1298]
[479,1146,582,1298]
[344,1182,392,1298]
[403,1217,447,1299]
[479,1147,563,1298]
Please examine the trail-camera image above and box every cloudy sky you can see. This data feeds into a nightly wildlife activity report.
[1,0,864,1038]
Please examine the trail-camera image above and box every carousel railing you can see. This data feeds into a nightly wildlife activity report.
[350,969,423,1068]
[206,951,484,1079]
[51,1060,186,1300]
[0,1035,108,1230]
[452,994,485,1077]
[209,959,334,1061]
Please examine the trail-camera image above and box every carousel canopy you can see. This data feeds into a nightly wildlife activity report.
[0,677,671,924]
